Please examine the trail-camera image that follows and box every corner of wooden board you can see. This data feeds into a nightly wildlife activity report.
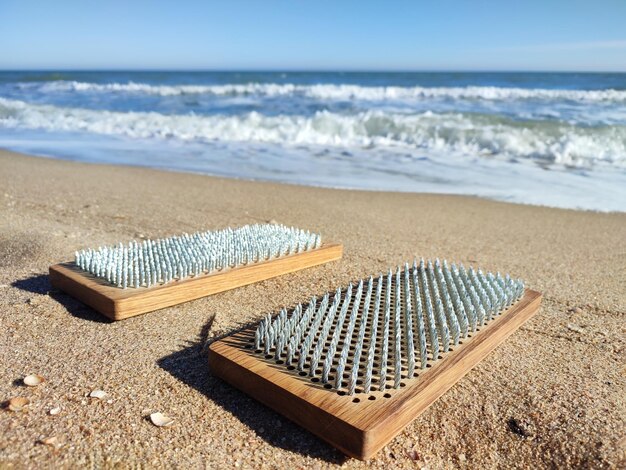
[48,263,119,321]
[328,242,343,256]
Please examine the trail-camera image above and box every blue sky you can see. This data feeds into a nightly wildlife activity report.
[1,0,625,71]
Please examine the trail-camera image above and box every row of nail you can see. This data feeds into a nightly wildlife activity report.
[75,224,322,288]
[255,259,524,395]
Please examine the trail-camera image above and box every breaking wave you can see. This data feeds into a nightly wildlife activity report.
[21,80,626,103]
[1,97,624,168]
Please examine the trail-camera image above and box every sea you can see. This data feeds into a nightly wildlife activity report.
[0,71,625,212]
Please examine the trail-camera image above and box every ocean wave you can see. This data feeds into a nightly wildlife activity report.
[1,97,624,168]
[23,80,626,103]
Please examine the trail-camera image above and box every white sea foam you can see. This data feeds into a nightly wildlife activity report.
[26,80,626,103]
[1,97,624,169]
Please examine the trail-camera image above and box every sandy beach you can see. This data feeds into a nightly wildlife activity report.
[0,149,624,468]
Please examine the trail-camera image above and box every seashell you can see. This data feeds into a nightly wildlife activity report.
[23,374,45,387]
[7,397,30,411]
[89,390,107,399]
[39,436,59,447]
[150,412,174,427]
[49,406,61,415]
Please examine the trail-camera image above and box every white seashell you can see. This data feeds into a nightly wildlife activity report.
[49,406,61,415]
[7,397,29,411]
[89,390,107,399]
[23,374,45,387]
[150,412,174,427]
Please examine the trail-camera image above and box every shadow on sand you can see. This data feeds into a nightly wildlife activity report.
[13,274,347,461]
[12,273,112,323]
[157,315,347,465]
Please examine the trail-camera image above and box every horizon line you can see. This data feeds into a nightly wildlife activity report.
[1,68,626,74]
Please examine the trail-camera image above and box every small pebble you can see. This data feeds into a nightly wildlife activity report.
[49,407,61,415]
[406,449,419,461]
[567,323,584,333]
[39,436,59,448]
[89,390,107,400]
[507,417,533,438]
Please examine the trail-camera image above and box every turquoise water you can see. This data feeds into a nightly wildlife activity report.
[1,71,625,211]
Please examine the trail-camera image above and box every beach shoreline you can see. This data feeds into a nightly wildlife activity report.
[1,149,624,468]
[3,70,626,213]
[3,144,624,214]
